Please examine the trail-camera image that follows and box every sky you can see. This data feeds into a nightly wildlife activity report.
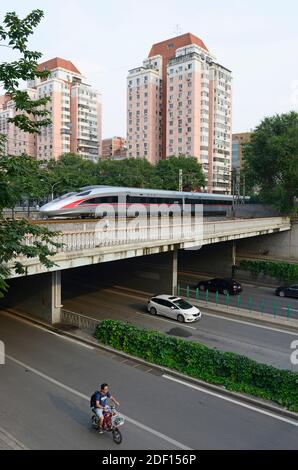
[1,0,298,138]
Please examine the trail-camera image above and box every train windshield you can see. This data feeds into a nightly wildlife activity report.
[55,192,77,201]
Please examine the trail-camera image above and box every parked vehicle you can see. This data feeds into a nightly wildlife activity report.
[275,285,298,299]
[196,278,242,295]
[91,405,124,444]
[147,294,201,323]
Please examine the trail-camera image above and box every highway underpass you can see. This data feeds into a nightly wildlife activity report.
[0,310,297,450]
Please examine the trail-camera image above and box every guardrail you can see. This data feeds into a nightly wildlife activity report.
[61,309,99,333]
[177,284,297,322]
[21,216,289,254]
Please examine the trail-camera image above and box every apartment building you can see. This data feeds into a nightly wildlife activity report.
[232,132,251,170]
[127,33,232,193]
[0,57,102,161]
[0,92,36,156]
[102,136,127,159]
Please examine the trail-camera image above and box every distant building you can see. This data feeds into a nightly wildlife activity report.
[232,132,251,169]
[102,136,127,159]
[127,33,232,193]
[0,92,36,156]
[0,57,102,161]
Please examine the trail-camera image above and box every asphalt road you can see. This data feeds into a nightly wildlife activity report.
[178,272,298,319]
[62,281,298,371]
[0,311,297,450]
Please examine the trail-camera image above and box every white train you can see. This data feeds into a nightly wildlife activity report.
[40,185,239,218]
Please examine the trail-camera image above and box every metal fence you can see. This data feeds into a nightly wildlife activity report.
[177,284,297,321]
[61,309,99,333]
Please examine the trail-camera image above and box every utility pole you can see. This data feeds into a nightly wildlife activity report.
[178,169,183,192]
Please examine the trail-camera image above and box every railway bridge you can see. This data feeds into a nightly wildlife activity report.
[1,216,291,324]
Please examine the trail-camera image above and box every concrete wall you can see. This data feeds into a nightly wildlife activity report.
[62,251,177,299]
[179,242,234,278]
[0,272,61,324]
[179,222,298,285]
[236,221,298,262]
[231,204,280,218]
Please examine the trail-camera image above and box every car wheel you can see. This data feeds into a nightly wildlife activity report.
[223,289,229,295]
[278,291,285,297]
[150,307,157,315]
[199,285,205,292]
[177,314,185,323]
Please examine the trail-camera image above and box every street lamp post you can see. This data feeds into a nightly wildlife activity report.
[50,181,61,200]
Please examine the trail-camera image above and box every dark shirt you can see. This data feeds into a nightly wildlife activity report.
[95,390,111,408]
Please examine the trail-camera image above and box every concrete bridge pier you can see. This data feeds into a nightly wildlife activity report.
[0,271,62,325]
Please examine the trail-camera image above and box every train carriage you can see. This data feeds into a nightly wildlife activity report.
[40,185,239,218]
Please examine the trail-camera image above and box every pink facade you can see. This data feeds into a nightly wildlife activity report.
[127,57,162,164]
[126,34,232,193]
[0,93,36,157]
[0,58,102,162]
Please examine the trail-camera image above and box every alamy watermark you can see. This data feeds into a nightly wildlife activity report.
[290,339,298,366]
[0,340,4,365]
[92,196,204,250]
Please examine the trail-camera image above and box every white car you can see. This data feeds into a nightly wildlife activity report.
[147,294,202,323]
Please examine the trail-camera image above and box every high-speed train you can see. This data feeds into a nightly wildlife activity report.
[40,185,241,218]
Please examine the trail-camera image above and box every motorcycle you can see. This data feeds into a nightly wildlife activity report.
[91,405,125,444]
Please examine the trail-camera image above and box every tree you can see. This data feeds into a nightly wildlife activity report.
[0,154,47,216]
[0,9,59,297]
[0,10,51,132]
[97,158,162,189]
[155,156,205,191]
[243,112,298,212]
[45,153,98,196]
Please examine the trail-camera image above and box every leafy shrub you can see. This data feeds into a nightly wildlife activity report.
[240,259,298,283]
[95,320,298,412]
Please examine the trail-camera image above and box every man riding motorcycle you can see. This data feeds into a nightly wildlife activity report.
[91,383,120,433]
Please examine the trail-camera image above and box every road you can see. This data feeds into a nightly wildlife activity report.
[62,280,298,371]
[0,311,297,450]
[178,271,298,319]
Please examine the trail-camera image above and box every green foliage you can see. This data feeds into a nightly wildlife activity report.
[0,219,60,297]
[239,259,298,283]
[0,9,51,133]
[155,156,205,191]
[0,9,58,298]
[0,154,47,211]
[43,154,205,196]
[243,112,298,212]
[95,320,298,411]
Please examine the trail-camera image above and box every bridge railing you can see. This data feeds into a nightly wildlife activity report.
[20,216,289,256]
[61,309,99,333]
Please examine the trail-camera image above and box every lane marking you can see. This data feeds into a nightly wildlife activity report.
[135,311,197,330]
[0,425,29,450]
[282,307,298,313]
[0,310,94,350]
[202,312,298,336]
[163,375,298,427]
[92,288,298,335]
[6,354,191,451]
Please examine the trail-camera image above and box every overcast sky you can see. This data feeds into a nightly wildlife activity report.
[1,0,298,138]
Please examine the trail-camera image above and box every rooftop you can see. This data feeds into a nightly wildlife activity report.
[37,57,81,75]
[149,32,209,58]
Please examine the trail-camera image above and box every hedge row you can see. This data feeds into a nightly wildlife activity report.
[239,259,298,283]
[95,320,298,412]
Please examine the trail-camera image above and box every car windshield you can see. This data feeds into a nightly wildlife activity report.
[173,299,193,310]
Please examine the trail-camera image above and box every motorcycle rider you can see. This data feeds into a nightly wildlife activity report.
[93,383,120,433]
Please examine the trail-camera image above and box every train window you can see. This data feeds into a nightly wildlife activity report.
[56,192,76,200]
[76,191,92,196]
